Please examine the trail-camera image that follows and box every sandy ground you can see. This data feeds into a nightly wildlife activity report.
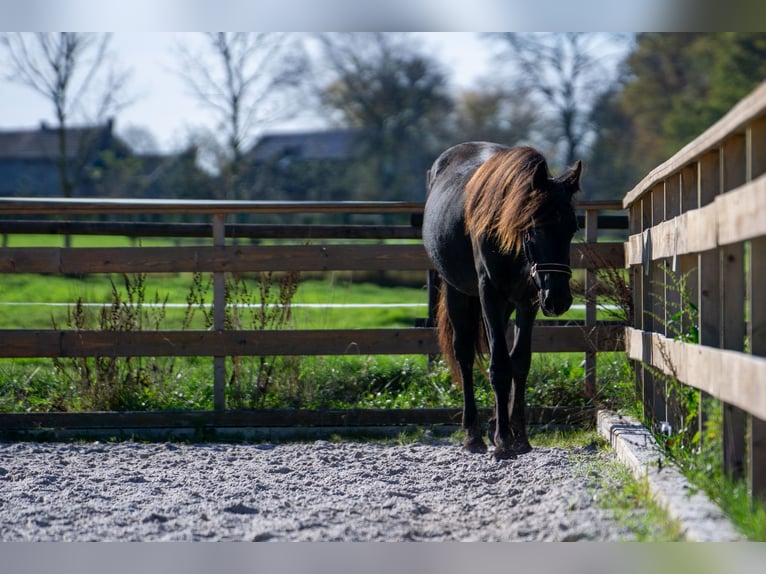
[0,438,643,541]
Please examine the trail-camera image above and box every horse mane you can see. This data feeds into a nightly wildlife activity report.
[464,146,552,254]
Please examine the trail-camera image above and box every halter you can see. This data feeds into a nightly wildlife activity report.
[523,228,572,289]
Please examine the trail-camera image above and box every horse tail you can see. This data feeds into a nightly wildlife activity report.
[434,281,487,387]
[435,283,459,382]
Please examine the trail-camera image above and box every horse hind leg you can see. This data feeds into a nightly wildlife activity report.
[443,286,486,453]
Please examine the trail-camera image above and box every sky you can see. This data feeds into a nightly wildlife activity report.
[0,32,493,154]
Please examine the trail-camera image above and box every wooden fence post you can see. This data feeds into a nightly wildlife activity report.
[664,174,684,435]
[639,194,656,422]
[583,207,598,399]
[650,183,667,425]
[697,150,721,448]
[721,135,747,480]
[747,118,766,498]
[749,236,766,499]
[213,214,226,411]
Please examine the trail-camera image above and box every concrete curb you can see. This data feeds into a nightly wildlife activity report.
[597,409,744,541]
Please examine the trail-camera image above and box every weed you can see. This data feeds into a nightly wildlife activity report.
[223,271,301,409]
[51,274,181,411]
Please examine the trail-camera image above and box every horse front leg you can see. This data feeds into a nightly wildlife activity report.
[508,303,536,455]
[478,283,515,460]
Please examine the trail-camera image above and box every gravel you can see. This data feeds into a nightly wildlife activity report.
[0,438,644,541]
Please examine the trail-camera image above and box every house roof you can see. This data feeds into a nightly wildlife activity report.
[0,119,125,160]
[247,128,361,162]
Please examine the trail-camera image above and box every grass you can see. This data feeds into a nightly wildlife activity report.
[531,429,683,541]
[655,400,766,541]
[0,267,633,412]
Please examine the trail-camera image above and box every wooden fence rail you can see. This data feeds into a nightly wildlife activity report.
[623,79,766,499]
[0,197,625,423]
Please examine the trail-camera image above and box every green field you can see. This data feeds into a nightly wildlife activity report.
[0,270,618,330]
[0,268,632,413]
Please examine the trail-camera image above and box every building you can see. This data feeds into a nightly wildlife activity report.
[0,119,213,199]
[0,119,130,197]
[241,128,363,202]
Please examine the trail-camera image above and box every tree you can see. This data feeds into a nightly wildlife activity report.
[485,33,627,169]
[622,33,766,167]
[317,33,453,201]
[587,33,766,198]
[450,84,541,146]
[0,33,131,199]
[175,33,309,198]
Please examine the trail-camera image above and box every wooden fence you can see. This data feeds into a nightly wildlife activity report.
[624,80,766,498]
[0,196,624,432]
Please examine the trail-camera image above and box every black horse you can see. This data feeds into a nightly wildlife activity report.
[422,142,581,460]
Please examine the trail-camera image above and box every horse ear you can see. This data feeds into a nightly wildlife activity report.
[533,160,549,190]
[560,160,582,194]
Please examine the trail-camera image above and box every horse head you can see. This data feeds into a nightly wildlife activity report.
[524,160,581,317]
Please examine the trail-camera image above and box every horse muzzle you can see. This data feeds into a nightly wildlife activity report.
[531,263,573,317]
[540,288,573,317]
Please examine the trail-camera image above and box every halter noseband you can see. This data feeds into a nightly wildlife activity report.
[523,229,572,287]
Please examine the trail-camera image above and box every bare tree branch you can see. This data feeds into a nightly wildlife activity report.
[0,32,133,207]
[488,32,627,167]
[175,32,309,182]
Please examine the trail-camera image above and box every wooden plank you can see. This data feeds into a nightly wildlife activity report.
[750,115,766,180]
[722,134,747,193]
[0,325,624,359]
[623,174,766,265]
[639,195,655,420]
[0,247,60,273]
[570,242,624,270]
[625,328,766,422]
[650,184,667,422]
[721,236,747,479]
[747,155,766,492]
[0,244,433,274]
[749,236,766,497]
[697,149,721,446]
[681,164,698,212]
[0,198,426,216]
[1,243,623,275]
[624,81,766,208]
[0,198,617,219]
[0,221,424,240]
[575,200,624,211]
[0,406,595,432]
[716,175,766,246]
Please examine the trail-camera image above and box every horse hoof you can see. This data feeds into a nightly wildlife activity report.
[511,440,532,455]
[491,447,517,461]
[463,439,488,454]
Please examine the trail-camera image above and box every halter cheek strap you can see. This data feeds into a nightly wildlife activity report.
[523,231,573,287]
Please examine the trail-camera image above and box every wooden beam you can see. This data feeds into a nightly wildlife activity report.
[625,328,766,422]
[0,406,595,433]
[0,325,624,359]
[1,242,624,275]
[0,244,433,274]
[0,198,426,216]
[624,174,766,265]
